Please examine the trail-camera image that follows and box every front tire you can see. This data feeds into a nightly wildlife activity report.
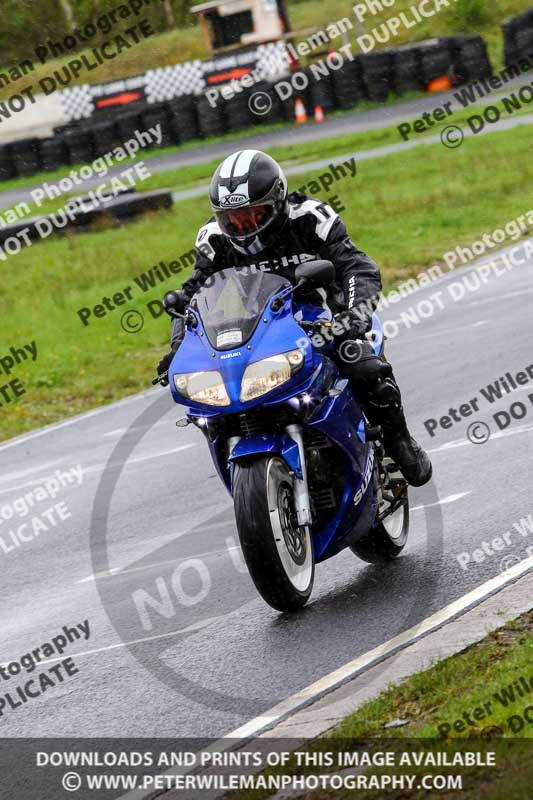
[233,457,314,612]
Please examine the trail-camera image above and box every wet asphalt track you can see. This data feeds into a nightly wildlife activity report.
[1,239,532,737]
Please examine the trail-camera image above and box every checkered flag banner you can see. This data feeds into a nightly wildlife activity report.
[146,61,205,103]
[60,86,94,120]
[256,42,290,79]
[58,43,289,119]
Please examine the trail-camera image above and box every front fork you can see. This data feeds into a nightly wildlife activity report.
[286,423,312,528]
[227,426,313,529]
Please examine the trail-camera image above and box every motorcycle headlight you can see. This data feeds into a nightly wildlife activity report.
[174,371,230,406]
[240,348,305,403]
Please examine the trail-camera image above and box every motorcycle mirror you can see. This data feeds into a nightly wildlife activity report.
[295,260,335,286]
[163,290,187,317]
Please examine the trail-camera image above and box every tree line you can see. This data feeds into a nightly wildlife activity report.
[0,0,198,66]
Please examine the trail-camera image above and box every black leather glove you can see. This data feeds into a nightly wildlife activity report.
[332,310,371,342]
[157,347,177,387]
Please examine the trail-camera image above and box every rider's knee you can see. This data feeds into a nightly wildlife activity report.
[342,352,392,388]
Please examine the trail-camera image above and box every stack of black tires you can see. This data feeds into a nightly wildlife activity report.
[502,8,533,67]
[449,35,493,83]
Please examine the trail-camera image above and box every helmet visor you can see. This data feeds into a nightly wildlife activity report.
[215,204,275,240]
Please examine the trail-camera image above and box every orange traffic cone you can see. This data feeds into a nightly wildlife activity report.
[314,104,325,123]
[294,98,307,123]
[427,75,452,93]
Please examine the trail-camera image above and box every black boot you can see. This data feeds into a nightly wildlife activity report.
[366,395,433,487]
[383,425,433,487]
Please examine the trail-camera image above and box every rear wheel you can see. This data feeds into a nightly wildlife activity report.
[233,457,314,612]
[350,455,409,563]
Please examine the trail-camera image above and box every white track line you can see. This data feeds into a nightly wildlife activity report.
[410,491,470,512]
[1,616,223,671]
[228,554,533,739]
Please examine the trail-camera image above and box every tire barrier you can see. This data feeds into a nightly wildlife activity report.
[224,90,256,133]
[419,39,453,86]
[0,189,173,252]
[141,105,175,147]
[0,145,14,182]
[391,46,425,95]
[10,138,41,178]
[360,52,393,102]
[451,35,492,84]
[502,9,533,67]
[115,110,144,144]
[196,95,226,138]
[251,80,285,124]
[91,120,118,158]
[168,96,199,143]
[308,69,337,114]
[0,31,497,183]
[103,188,173,221]
[64,127,94,165]
[331,58,366,108]
[0,217,45,247]
[40,136,68,172]
[65,186,134,219]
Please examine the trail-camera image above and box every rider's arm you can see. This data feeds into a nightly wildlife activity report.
[170,220,226,349]
[315,209,382,332]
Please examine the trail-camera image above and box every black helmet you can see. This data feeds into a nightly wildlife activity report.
[209,150,288,253]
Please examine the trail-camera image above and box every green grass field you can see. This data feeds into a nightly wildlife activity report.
[0,115,531,443]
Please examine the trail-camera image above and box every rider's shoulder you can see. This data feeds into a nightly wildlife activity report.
[287,192,340,241]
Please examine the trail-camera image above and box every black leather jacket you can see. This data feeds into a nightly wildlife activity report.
[170,192,381,348]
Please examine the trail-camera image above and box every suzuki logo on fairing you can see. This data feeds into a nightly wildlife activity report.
[353,448,374,507]
[220,352,242,360]
[220,194,247,207]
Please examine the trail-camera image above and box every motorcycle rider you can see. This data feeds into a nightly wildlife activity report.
[158,150,432,487]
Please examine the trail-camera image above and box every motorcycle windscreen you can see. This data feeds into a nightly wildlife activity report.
[193,268,290,350]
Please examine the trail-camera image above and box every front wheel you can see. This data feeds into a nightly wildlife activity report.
[233,457,314,612]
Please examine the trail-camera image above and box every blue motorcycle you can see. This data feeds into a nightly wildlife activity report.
[158,261,409,611]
